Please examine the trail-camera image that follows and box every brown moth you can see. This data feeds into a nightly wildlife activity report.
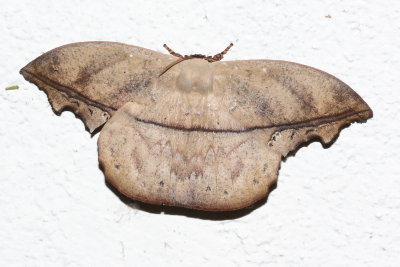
[20,42,373,211]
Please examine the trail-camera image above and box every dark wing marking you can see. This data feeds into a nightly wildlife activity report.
[20,41,174,132]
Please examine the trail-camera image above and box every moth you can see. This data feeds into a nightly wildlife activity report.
[20,42,373,211]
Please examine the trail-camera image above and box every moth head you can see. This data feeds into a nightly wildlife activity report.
[161,43,233,105]
[176,59,214,96]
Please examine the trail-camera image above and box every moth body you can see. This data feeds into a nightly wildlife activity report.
[19,42,373,211]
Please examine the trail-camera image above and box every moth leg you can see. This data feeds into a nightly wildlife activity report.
[211,43,233,62]
[163,44,184,59]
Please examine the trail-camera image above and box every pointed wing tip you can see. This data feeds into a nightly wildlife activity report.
[357,102,373,122]
[20,62,35,82]
[365,107,373,120]
[20,63,109,135]
[19,66,28,76]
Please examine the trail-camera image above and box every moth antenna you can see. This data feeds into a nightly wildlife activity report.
[212,43,234,62]
[159,57,187,77]
[163,44,184,59]
[160,43,234,76]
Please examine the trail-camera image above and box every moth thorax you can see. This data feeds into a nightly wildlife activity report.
[176,59,214,96]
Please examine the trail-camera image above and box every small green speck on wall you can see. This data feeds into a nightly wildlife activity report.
[5,85,19,90]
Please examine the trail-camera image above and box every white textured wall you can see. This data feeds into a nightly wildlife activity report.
[1,0,398,266]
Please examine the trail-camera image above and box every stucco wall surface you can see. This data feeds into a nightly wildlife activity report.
[1,0,399,266]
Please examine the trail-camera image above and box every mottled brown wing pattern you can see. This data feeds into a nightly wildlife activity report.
[20,42,175,132]
[97,57,372,211]
[125,59,372,132]
[21,42,372,211]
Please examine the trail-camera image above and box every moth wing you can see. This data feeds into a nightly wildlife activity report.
[20,42,174,132]
[211,59,373,144]
[97,59,373,211]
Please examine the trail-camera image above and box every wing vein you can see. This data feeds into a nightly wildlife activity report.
[134,109,372,133]
[21,69,117,113]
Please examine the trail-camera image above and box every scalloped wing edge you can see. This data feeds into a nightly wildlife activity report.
[20,68,114,133]
[97,102,372,211]
[268,109,373,159]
